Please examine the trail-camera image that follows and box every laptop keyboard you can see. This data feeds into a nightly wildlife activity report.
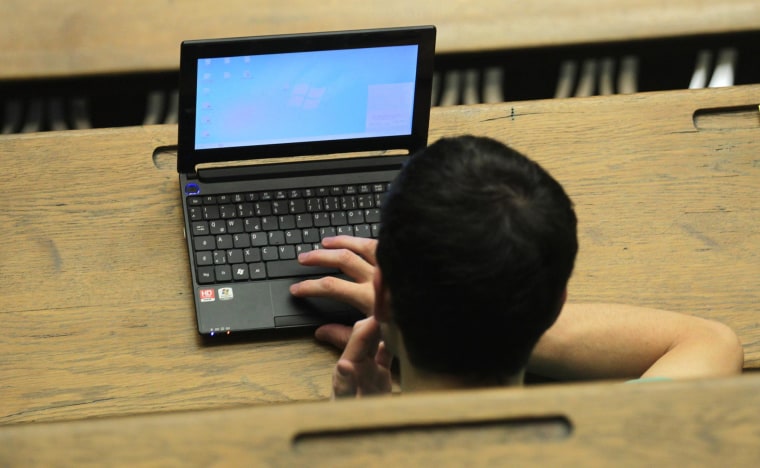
[186,182,389,284]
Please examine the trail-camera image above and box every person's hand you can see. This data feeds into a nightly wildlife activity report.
[289,236,378,350]
[331,317,393,398]
[289,236,378,316]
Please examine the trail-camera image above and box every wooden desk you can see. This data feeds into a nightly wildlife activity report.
[1,85,759,426]
[2,375,759,465]
[3,0,760,79]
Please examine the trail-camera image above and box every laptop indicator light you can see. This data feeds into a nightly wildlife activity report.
[185,183,200,195]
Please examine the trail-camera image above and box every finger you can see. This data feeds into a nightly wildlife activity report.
[290,277,373,315]
[314,323,353,350]
[341,317,382,363]
[332,359,357,398]
[320,236,378,266]
[297,247,374,282]
[375,341,394,370]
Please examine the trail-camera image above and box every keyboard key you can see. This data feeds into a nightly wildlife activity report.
[249,263,266,279]
[268,231,285,245]
[306,198,322,212]
[289,199,306,214]
[323,196,340,211]
[191,221,209,235]
[215,265,232,282]
[365,209,381,223]
[237,203,254,217]
[313,212,330,227]
[296,213,313,228]
[213,251,227,265]
[330,211,347,226]
[261,246,278,261]
[285,229,302,244]
[354,224,371,238]
[226,218,244,233]
[302,228,319,244]
[194,236,214,251]
[227,249,244,264]
[215,235,233,250]
[232,264,249,281]
[278,245,296,259]
[341,196,357,210]
[336,225,353,236]
[250,232,267,246]
[261,215,278,231]
[196,251,213,266]
[320,227,337,239]
[188,206,203,221]
[271,200,288,214]
[266,260,339,278]
[278,215,296,230]
[357,195,374,208]
[208,220,227,234]
[197,266,215,284]
[347,210,364,224]
[203,205,220,220]
[254,201,272,216]
[219,204,236,218]
[233,233,250,248]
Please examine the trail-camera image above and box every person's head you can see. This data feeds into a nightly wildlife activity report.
[375,135,578,383]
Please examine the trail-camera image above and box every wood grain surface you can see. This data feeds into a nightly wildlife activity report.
[1,375,759,466]
[1,85,758,426]
[2,0,760,78]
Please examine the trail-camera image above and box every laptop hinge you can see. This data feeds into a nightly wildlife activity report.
[195,154,409,183]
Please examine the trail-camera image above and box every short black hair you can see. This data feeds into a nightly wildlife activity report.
[376,135,578,378]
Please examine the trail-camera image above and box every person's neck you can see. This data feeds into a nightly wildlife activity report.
[397,353,525,393]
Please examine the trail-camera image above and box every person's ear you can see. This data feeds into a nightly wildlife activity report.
[373,267,392,323]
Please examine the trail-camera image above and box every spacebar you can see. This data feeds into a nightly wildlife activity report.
[266,260,340,278]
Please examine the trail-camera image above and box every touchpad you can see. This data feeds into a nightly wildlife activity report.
[269,278,364,326]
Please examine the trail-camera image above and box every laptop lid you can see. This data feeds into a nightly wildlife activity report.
[177,26,436,175]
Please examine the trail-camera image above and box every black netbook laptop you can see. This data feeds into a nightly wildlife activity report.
[177,26,436,337]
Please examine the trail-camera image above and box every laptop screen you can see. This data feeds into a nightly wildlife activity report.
[195,45,418,150]
[178,26,436,173]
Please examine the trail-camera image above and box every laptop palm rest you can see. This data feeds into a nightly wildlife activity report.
[270,278,364,328]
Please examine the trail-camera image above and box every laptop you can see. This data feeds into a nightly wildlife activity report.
[177,26,436,337]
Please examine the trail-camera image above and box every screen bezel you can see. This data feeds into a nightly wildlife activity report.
[177,26,436,174]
